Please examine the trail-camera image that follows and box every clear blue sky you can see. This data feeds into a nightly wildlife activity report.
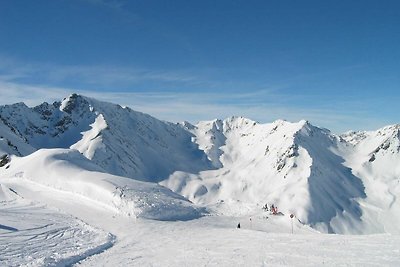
[0,0,399,133]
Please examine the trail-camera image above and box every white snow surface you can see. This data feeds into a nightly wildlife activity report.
[1,94,400,265]
[1,169,400,266]
[0,185,114,266]
[0,149,203,221]
[339,125,400,234]
[165,118,367,234]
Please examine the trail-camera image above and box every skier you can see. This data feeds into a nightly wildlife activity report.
[237,222,241,229]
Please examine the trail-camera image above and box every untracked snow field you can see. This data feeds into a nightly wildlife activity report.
[1,179,400,266]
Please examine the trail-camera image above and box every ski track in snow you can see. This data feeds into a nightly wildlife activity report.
[0,196,114,266]
[2,179,400,267]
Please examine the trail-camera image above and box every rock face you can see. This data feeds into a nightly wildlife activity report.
[1,94,400,233]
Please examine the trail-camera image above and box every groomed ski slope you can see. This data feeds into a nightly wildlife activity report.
[2,183,400,266]
[1,149,400,266]
[0,185,114,266]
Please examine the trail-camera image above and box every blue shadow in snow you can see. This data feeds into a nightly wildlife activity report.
[0,224,18,232]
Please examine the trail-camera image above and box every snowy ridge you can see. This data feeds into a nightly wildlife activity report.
[293,122,366,233]
[339,124,400,233]
[0,94,212,181]
[0,114,35,157]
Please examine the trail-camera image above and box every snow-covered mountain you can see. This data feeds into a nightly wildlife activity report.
[163,118,367,233]
[339,125,400,233]
[0,94,212,181]
[1,94,399,234]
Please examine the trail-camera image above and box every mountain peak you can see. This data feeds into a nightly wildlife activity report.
[377,124,400,137]
[60,93,92,114]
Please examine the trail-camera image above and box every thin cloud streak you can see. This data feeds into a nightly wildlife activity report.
[0,61,199,86]
[0,81,71,106]
[89,91,385,133]
[0,56,395,133]
[0,81,389,133]
[0,56,286,92]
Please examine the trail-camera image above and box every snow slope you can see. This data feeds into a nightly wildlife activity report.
[0,184,114,266]
[339,125,400,233]
[164,118,366,233]
[3,169,399,267]
[0,149,204,221]
[0,118,35,157]
[77,217,400,267]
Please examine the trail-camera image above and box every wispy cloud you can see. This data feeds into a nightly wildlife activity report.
[0,81,71,106]
[90,91,398,133]
[0,79,389,133]
[44,65,199,85]
[0,56,397,133]
[0,57,202,89]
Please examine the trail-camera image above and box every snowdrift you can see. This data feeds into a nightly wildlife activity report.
[0,149,204,221]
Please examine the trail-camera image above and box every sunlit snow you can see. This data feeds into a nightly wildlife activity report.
[1,94,400,266]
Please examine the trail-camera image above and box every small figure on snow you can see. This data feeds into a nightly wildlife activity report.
[237,223,241,229]
[271,204,278,215]
[262,203,269,211]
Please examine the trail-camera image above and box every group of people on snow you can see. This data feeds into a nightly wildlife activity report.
[262,203,278,215]
[237,203,281,229]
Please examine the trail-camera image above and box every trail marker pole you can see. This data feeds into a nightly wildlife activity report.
[290,214,294,234]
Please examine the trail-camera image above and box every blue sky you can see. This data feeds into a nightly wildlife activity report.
[0,0,399,133]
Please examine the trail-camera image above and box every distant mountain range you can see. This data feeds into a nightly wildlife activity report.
[1,93,399,234]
